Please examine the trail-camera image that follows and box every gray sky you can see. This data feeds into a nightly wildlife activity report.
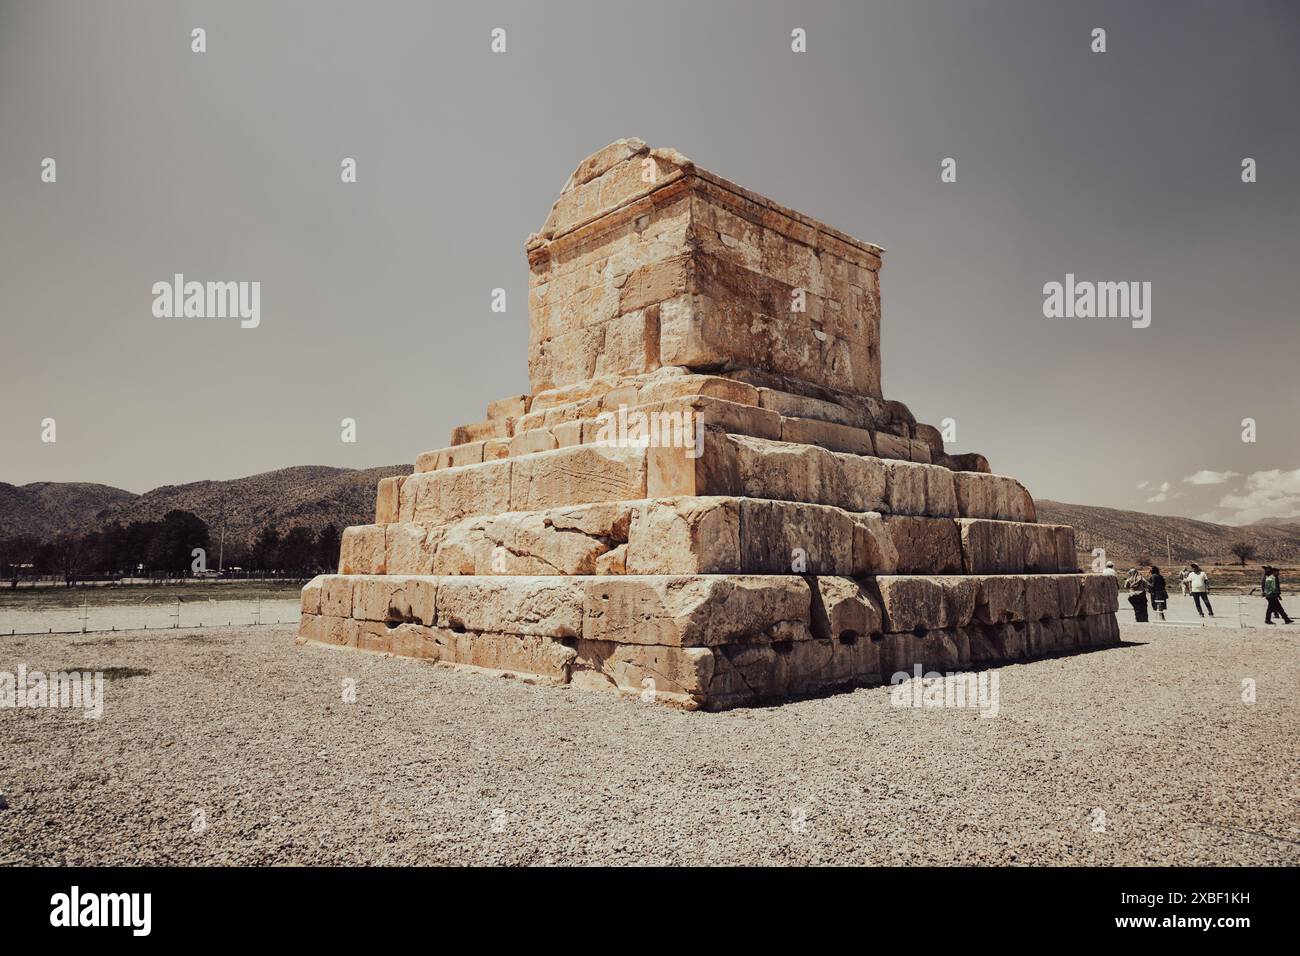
[2,0,1298,524]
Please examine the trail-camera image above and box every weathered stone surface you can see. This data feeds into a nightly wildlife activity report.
[437,577,585,638]
[883,460,958,518]
[625,497,740,574]
[1082,574,1120,615]
[884,516,963,574]
[958,519,1026,574]
[385,523,440,575]
[433,507,624,576]
[780,416,874,455]
[452,418,511,445]
[350,575,436,626]
[402,459,512,525]
[1022,524,1074,572]
[375,476,403,524]
[953,472,1034,522]
[810,577,884,641]
[529,145,883,398]
[301,577,323,615]
[874,576,978,633]
[581,575,811,648]
[488,394,530,420]
[571,640,713,706]
[339,525,386,575]
[709,637,880,708]
[1022,574,1062,622]
[510,444,647,512]
[973,575,1026,624]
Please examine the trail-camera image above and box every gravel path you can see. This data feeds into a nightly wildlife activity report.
[2,621,1296,865]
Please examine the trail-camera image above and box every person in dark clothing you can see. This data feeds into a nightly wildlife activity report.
[1148,566,1168,621]
[1125,568,1149,623]
[1262,567,1294,625]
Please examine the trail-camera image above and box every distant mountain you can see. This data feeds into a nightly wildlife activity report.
[1036,500,1300,564]
[0,482,137,539]
[1247,515,1300,528]
[0,465,409,546]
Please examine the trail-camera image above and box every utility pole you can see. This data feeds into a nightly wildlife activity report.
[216,499,226,574]
[1166,534,1171,568]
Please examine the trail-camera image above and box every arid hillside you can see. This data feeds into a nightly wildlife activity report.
[0,465,409,546]
[1037,500,1300,565]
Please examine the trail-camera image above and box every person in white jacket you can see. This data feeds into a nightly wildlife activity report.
[1187,563,1213,618]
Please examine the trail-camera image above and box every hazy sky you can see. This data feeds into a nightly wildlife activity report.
[2,0,1297,524]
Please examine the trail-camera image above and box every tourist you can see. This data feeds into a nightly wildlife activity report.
[1102,561,1117,577]
[1187,563,1213,618]
[1148,566,1168,621]
[1125,568,1149,622]
[1179,566,1192,595]
[1262,567,1294,625]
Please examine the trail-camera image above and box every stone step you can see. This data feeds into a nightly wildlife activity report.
[430,393,934,472]
[304,572,1116,639]
[348,494,1072,579]
[433,367,996,476]
[299,571,1119,709]
[385,429,1032,530]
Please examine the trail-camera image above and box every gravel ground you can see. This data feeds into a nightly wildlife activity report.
[2,621,1296,866]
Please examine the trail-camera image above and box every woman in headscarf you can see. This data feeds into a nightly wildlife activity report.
[1125,568,1149,623]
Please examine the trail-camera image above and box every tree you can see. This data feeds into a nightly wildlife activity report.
[315,524,341,572]
[277,527,317,575]
[251,524,281,573]
[1228,540,1257,566]
[154,510,211,575]
[49,534,87,586]
[0,536,41,586]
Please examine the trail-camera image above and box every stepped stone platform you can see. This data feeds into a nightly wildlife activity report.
[298,138,1120,709]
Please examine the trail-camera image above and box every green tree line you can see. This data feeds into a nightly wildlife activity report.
[0,510,340,585]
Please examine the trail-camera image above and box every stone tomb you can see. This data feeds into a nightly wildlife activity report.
[298,138,1119,709]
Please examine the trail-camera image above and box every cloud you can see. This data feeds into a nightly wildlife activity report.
[1137,480,1150,490]
[1146,481,1171,503]
[1184,470,1241,485]
[1215,468,1300,524]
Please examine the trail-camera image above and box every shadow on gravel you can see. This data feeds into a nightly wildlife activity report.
[712,639,1143,711]
[62,666,152,681]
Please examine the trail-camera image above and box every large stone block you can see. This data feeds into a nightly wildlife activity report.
[401,459,513,525]
[339,525,386,575]
[810,577,884,641]
[972,575,1026,624]
[958,519,1027,574]
[952,472,1034,522]
[581,575,811,648]
[883,516,963,574]
[874,575,978,633]
[510,444,648,512]
[436,577,585,638]
[883,460,958,518]
[625,497,740,573]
